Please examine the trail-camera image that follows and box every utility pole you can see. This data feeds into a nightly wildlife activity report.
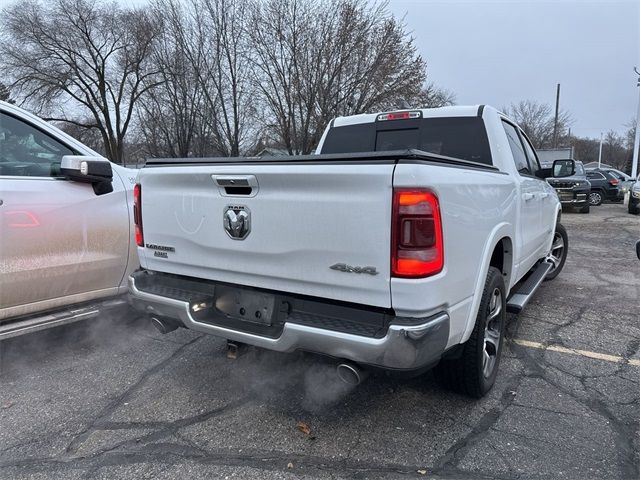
[632,67,640,179]
[553,83,560,148]
[598,132,603,168]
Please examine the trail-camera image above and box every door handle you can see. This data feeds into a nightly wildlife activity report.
[539,192,549,199]
[522,193,535,201]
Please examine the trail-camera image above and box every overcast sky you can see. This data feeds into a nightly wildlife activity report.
[387,0,639,138]
[1,0,637,139]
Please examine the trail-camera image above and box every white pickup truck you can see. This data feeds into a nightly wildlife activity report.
[128,105,573,397]
[0,101,138,339]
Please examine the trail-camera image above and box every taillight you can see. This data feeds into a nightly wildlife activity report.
[133,183,143,247]
[391,189,443,278]
[609,179,619,186]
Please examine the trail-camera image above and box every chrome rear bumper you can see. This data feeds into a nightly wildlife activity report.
[128,272,449,371]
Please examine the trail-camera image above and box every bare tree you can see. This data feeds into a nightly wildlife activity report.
[136,0,210,158]
[571,136,599,164]
[250,0,436,154]
[414,82,456,109]
[177,0,256,157]
[503,100,572,149]
[0,81,15,104]
[624,118,636,150]
[1,0,161,164]
[601,130,628,171]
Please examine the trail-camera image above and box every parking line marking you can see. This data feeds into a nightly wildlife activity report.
[512,339,640,366]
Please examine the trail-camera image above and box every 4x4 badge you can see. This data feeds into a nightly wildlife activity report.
[330,263,379,275]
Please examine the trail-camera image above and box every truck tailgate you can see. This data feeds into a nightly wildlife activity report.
[139,163,394,308]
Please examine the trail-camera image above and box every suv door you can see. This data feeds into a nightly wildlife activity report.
[0,111,129,319]
[501,120,543,273]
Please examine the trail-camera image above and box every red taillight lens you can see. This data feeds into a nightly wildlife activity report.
[609,179,619,185]
[133,183,143,247]
[392,189,443,278]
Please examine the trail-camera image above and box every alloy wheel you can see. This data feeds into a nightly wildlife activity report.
[546,232,565,273]
[589,192,602,205]
[483,288,503,378]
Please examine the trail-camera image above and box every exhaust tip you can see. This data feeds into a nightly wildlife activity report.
[150,316,178,335]
[337,362,364,386]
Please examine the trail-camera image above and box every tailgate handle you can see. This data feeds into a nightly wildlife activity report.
[212,175,259,197]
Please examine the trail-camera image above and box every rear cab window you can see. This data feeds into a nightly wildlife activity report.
[320,116,493,165]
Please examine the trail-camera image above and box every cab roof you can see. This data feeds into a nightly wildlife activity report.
[332,105,492,128]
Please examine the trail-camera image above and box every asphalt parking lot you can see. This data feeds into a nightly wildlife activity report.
[1,204,639,480]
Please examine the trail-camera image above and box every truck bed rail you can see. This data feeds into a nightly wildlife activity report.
[144,149,501,172]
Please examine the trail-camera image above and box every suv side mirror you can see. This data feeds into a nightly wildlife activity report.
[552,159,575,178]
[60,155,113,195]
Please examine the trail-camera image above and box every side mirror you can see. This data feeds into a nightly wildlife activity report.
[60,155,113,195]
[552,159,575,178]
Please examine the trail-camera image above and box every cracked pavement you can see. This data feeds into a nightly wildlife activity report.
[1,204,638,479]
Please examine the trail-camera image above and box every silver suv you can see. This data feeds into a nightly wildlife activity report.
[0,101,138,339]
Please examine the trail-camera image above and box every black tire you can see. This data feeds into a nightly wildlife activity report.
[544,223,568,281]
[588,190,603,206]
[434,267,506,398]
[629,202,640,215]
[578,204,590,214]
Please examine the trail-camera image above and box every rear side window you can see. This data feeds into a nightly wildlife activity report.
[519,130,540,173]
[501,121,531,175]
[321,117,493,165]
[586,171,605,180]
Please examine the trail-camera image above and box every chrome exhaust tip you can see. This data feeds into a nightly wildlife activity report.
[150,316,179,335]
[336,362,366,386]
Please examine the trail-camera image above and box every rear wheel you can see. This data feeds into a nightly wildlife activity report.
[589,191,603,206]
[434,267,505,398]
[544,223,568,281]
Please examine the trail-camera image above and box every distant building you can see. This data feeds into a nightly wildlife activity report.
[536,147,574,164]
[256,147,289,157]
[583,161,614,170]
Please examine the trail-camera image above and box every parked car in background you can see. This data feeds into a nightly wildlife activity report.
[585,168,623,206]
[629,177,640,214]
[0,100,138,339]
[545,160,591,213]
[594,168,635,195]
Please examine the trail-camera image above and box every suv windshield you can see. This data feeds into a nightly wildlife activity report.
[320,116,493,165]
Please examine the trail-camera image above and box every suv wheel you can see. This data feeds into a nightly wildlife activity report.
[629,202,640,215]
[434,267,505,398]
[589,191,603,206]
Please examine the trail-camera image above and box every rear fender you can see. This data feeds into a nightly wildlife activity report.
[458,222,514,345]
